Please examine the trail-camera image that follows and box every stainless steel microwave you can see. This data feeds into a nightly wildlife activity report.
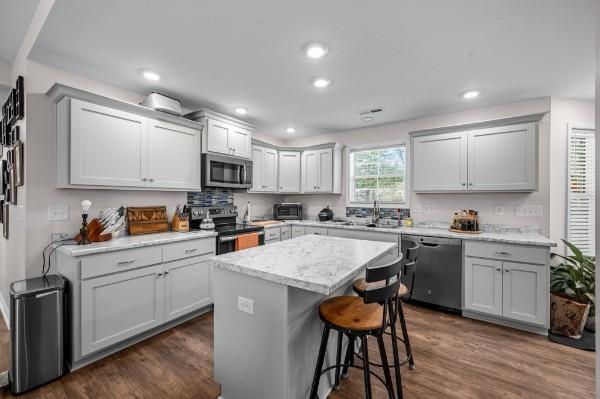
[274,203,303,220]
[202,154,253,188]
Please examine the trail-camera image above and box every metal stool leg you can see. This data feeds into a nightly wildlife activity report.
[377,335,396,399]
[341,335,355,379]
[334,330,343,390]
[389,320,404,399]
[398,300,415,370]
[361,336,372,399]
[309,325,331,399]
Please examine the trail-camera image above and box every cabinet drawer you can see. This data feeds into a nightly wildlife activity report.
[280,226,292,240]
[264,228,281,241]
[464,241,548,265]
[80,246,163,279]
[163,238,215,263]
[305,226,328,236]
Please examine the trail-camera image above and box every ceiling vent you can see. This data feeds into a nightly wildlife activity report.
[357,107,384,116]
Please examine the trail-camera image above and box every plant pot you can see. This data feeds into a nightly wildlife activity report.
[585,315,595,332]
[550,293,590,339]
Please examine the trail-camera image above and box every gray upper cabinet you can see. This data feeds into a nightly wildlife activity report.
[187,109,253,159]
[278,151,301,193]
[412,122,537,192]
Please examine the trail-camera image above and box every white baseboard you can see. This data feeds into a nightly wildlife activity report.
[462,309,548,335]
[0,293,9,331]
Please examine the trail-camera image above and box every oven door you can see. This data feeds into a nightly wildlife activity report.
[203,154,252,188]
[217,232,265,255]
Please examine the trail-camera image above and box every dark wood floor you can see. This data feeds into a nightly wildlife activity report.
[0,304,594,399]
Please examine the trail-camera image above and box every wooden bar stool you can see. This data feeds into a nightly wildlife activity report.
[309,258,403,399]
[346,241,420,398]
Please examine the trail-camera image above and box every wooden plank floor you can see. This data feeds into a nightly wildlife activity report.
[0,304,594,399]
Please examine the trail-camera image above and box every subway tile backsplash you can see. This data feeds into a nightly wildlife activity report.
[187,188,234,206]
[346,207,410,220]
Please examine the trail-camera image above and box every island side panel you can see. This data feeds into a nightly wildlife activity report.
[286,284,352,399]
[213,267,288,399]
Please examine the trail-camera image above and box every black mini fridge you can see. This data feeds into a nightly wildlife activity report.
[9,275,66,394]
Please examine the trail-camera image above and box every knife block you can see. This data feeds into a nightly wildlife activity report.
[171,214,189,232]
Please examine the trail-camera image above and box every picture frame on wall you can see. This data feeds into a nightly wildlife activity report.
[14,76,24,121]
[3,203,8,239]
[14,140,23,186]
[0,200,3,224]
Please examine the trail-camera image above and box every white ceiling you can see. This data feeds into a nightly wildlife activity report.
[28,0,595,138]
[0,0,40,63]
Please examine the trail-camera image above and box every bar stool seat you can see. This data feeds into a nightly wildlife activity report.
[353,278,410,297]
[319,296,383,332]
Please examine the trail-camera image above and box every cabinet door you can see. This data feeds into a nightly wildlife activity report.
[278,151,301,192]
[251,146,265,191]
[164,258,212,322]
[292,225,305,238]
[412,131,468,191]
[70,99,147,187]
[80,265,163,356]
[229,126,252,159]
[301,151,319,192]
[263,147,278,191]
[147,119,201,189]
[317,148,333,192]
[464,257,503,316]
[280,226,292,240]
[502,261,546,325]
[207,119,231,155]
[468,123,536,191]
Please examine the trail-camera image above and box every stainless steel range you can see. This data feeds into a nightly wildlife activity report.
[188,205,264,255]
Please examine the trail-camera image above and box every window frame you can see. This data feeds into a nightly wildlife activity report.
[345,140,409,208]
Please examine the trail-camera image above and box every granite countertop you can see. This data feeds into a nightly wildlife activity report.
[259,220,555,247]
[59,230,218,257]
[210,234,397,295]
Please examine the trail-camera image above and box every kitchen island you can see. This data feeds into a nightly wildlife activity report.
[210,234,398,399]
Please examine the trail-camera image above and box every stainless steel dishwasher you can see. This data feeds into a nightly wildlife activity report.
[402,234,462,312]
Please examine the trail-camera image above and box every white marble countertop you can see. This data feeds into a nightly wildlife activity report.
[258,220,555,247]
[59,230,217,257]
[210,234,397,295]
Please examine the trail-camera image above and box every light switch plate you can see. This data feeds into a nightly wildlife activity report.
[494,206,505,216]
[238,296,254,316]
[515,205,543,217]
[48,206,69,221]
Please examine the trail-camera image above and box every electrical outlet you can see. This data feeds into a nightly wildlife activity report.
[515,205,543,217]
[48,206,69,221]
[494,206,505,216]
[237,296,254,315]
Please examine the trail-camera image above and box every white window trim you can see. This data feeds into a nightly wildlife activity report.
[345,140,410,208]
[566,122,595,256]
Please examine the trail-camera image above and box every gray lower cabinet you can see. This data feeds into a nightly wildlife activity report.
[292,226,305,238]
[280,226,292,240]
[164,258,212,321]
[58,237,215,369]
[81,264,164,357]
[304,226,328,236]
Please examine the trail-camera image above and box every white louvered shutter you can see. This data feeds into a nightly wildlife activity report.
[567,126,595,256]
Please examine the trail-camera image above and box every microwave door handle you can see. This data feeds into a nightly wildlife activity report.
[240,165,247,184]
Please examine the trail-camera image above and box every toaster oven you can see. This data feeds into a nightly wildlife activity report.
[274,203,302,220]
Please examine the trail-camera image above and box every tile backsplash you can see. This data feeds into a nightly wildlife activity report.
[187,188,234,206]
[346,207,410,220]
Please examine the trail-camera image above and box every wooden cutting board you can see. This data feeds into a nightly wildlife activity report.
[251,220,283,226]
[127,206,169,235]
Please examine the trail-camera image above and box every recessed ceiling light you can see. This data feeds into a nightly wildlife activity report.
[304,43,329,59]
[234,107,248,115]
[462,90,480,99]
[312,77,332,88]
[142,70,161,81]
[361,116,374,123]
[285,127,296,134]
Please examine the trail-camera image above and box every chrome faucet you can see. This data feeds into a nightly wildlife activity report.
[372,200,380,225]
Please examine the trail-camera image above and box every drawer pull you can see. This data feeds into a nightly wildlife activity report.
[495,251,511,256]
[156,272,163,277]
[185,249,198,254]
[164,270,170,275]
[117,260,136,266]
[496,268,501,272]
[504,269,510,273]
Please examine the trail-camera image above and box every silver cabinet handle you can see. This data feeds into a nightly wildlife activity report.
[496,268,501,272]
[495,251,511,256]
[156,272,163,277]
[142,178,148,182]
[164,270,170,275]
[117,260,136,266]
[504,269,510,273]
[469,182,473,186]
[185,248,198,254]
[461,182,466,185]
[149,178,154,182]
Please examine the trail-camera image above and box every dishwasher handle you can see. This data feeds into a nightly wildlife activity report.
[420,242,440,248]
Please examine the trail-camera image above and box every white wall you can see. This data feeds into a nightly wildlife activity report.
[283,98,554,234]
[549,97,595,254]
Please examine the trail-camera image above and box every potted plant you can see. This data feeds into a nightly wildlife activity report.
[550,240,595,338]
